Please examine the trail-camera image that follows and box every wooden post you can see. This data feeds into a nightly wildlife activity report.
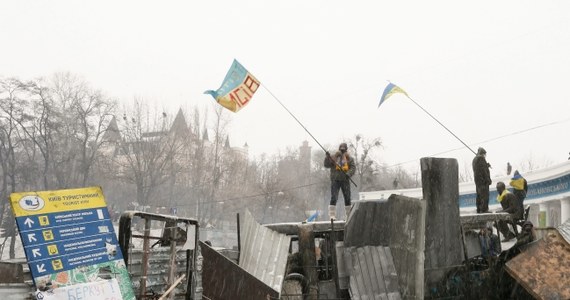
[298,224,318,299]
[421,157,463,291]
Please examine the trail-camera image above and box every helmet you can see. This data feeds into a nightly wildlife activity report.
[477,147,487,155]
[339,143,348,151]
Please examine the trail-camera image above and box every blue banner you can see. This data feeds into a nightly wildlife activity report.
[459,173,570,207]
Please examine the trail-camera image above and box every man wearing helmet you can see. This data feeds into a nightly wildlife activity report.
[324,143,355,220]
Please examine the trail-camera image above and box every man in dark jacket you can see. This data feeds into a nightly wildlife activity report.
[324,143,356,220]
[496,181,524,241]
[513,221,536,248]
[472,147,492,213]
[509,170,528,203]
[479,226,501,261]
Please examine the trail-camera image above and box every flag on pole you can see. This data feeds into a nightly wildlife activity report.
[378,82,408,108]
[204,59,260,112]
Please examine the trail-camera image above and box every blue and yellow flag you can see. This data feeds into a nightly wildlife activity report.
[378,82,408,108]
[204,59,260,112]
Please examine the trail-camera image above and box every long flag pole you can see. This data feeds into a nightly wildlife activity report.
[205,59,358,187]
[405,94,477,156]
[261,83,358,187]
[379,82,477,156]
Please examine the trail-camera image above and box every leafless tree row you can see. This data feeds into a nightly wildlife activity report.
[1,73,420,257]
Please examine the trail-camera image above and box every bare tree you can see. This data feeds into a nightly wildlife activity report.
[71,87,116,186]
[48,73,118,187]
[459,161,474,183]
[112,101,186,209]
[200,105,230,225]
[255,154,283,224]
[12,78,58,189]
[348,134,383,192]
[0,78,25,258]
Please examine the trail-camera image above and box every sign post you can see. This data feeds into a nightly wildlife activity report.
[10,186,135,300]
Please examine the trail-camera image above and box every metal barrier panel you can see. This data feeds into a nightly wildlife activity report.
[201,241,278,299]
[239,210,290,293]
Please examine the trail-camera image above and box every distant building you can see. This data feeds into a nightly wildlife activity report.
[99,108,249,208]
[277,141,312,185]
[102,108,247,160]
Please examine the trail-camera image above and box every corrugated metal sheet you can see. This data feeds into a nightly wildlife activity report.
[559,219,570,244]
[0,284,33,299]
[239,210,291,293]
[344,245,401,300]
[335,242,349,290]
[505,229,570,299]
[265,221,345,235]
[345,197,425,300]
[0,261,33,299]
[201,241,278,299]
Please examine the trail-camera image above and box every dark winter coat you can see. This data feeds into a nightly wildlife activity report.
[498,191,524,220]
[324,151,356,181]
[490,233,501,256]
[472,154,491,186]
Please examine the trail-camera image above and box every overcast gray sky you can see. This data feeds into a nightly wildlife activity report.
[1,1,569,178]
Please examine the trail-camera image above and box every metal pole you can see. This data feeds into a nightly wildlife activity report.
[406,95,477,156]
[140,217,152,299]
[262,83,357,187]
[236,213,241,264]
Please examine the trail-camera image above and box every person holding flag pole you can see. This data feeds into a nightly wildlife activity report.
[205,59,357,221]
[324,142,356,220]
[379,82,494,212]
[378,82,478,157]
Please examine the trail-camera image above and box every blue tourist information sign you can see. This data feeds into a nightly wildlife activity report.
[10,187,135,300]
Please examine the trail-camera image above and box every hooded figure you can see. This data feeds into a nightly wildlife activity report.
[472,147,492,213]
[509,170,528,203]
[324,143,355,220]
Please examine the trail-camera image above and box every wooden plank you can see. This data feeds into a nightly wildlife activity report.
[505,230,570,299]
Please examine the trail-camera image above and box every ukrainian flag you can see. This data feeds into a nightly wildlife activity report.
[378,83,408,108]
[204,60,260,112]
